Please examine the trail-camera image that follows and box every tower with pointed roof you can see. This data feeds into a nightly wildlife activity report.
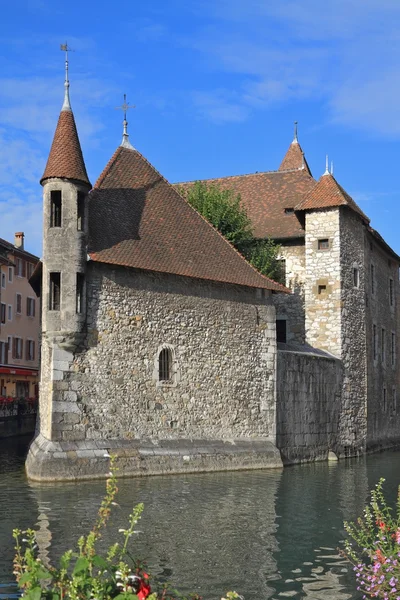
[38,49,91,440]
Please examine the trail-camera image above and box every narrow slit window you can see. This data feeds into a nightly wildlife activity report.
[77,192,85,231]
[390,278,394,306]
[353,267,359,288]
[383,387,387,412]
[373,324,377,360]
[76,273,84,313]
[50,191,62,228]
[371,264,375,295]
[381,328,386,363]
[159,348,172,382]
[49,272,61,311]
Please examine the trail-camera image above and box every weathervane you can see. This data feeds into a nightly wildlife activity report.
[116,94,135,149]
[60,42,73,111]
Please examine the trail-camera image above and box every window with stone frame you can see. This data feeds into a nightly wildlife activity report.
[391,332,396,367]
[353,266,360,288]
[0,303,6,324]
[159,347,173,382]
[13,337,23,360]
[381,328,386,363]
[77,192,85,231]
[318,238,330,250]
[16,293,22,315]
[50,191,62,228]
[26,340,35,361]
[49,272,61,311]
[26,297,35,317]
[389,278,394,307]
[373,324,377,361]
[371,264,375,295]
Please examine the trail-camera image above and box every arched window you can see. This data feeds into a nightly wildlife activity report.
[159,347,172,382]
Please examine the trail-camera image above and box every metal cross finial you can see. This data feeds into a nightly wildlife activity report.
[60,42,73,111]
[293,121,298,144]
[116,94,135,149]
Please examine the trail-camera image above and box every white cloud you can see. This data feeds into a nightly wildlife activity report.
[192,89,249,123]
[183,0,400,136]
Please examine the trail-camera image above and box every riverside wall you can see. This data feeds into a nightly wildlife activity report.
[276,349,343,464]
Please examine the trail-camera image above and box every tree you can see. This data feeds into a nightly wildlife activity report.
[179,181,283,283]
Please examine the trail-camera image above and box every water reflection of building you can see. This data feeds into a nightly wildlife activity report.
[27,470,283,600]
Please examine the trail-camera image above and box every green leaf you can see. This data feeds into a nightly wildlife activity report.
[19,572,32,585]
[72,556,90,575]
[27,587,42,600]
[36,569,52,580]
[51,594,60,600]
[112,594,138,600]
[92,554,108,569]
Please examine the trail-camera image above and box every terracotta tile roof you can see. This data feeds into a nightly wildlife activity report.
[177,169,316,240]
[88,146,289,292]
[279,141,312,176]
[295,173,370,222]
[40,110,91,186]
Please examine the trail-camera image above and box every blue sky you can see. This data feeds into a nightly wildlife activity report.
[1,0,400,256]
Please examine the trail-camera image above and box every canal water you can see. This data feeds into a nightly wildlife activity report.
[1,437,400,600]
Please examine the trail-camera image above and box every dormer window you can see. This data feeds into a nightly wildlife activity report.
[50,191,62,228]
[284,208,294,215]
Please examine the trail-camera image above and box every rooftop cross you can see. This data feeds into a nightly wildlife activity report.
[60,42,73,112]
[116,94,135,149]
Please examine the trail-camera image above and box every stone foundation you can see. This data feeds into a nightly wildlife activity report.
[26,434,283,481]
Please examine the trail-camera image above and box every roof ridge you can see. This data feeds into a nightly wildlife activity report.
[93,146,123,189]
[174,168,315,186]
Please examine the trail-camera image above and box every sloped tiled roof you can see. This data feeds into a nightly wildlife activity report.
[295,173,370,223]
[41,110,90,186]
[279,141,312,176]
[177,169,316,240]
[88,146,289,292]
[0,237,39,261]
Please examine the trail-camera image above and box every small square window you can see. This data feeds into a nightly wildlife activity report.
[318,284,327,295]
[318,239,329,250]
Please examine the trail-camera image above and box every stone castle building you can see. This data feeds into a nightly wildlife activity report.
[179,129,400,461]
[26,59,400,481]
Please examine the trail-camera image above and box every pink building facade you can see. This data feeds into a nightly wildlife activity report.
[0,233,40,400]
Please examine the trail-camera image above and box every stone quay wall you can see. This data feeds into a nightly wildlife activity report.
[276,349,342,464]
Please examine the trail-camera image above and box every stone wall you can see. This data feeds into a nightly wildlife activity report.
[276,349,342,463]
[304,209,341,355]
[273,240,306,344]
[40,264,278,444]
[365,232,400,450]
[338,208,367,452]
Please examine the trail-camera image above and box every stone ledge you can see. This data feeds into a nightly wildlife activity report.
[25,434,283,481]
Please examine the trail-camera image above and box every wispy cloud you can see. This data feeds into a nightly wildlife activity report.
[182,0,400,134]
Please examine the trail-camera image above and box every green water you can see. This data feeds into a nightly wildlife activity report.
[1,436,399,599]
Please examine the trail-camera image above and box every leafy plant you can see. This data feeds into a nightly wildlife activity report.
[179,182,283,283]
[342,478,400,598]
[13,455,239,600]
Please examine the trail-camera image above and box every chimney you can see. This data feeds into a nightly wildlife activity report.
[14,232,24,250]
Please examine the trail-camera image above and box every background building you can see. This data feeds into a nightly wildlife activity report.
[0,233,40,400]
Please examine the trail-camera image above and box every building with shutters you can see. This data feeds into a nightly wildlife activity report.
[0,234,40,401]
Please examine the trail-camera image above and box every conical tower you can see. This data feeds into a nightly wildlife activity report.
[40,45,91,340]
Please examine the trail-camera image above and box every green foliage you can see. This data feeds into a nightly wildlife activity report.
[12,455,240,600]
[341,478,400,598]
[180,182,283,283]
[180,182,253,249]
[243,239,284,283]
